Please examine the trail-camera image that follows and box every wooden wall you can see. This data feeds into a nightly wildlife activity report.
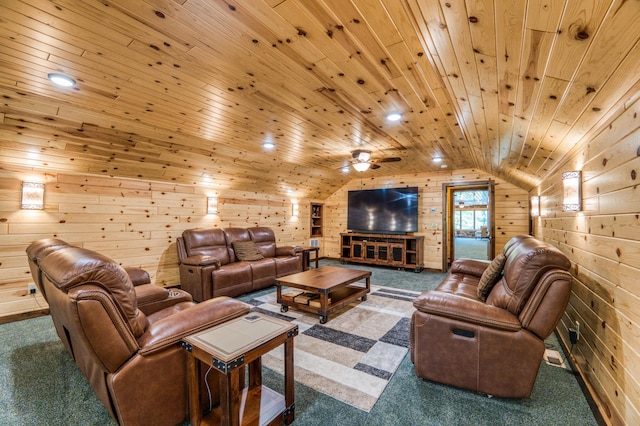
[0,166,308,320]
[531,98,640,425]
[321,168,530,270]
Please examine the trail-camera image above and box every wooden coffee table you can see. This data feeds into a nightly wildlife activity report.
[275,266,371,324]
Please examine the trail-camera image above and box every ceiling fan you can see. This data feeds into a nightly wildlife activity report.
[350,149,401,172]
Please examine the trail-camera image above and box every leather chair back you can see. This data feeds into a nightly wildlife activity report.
[487,235,571,315]
[223,227,252,260]
[181,228,230,265]
[25,238,69,301]
[248,226,277,257]
[39,245,149,338]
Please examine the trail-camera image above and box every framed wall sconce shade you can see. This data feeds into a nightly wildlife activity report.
[562,171,582,212]
[21,182,45,210]
[531,196,540,217]
[291,202,299,217]
[207,197,218,214]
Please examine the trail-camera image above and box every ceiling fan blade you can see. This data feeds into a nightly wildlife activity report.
[373,157,402,163]
[370,163,381,169]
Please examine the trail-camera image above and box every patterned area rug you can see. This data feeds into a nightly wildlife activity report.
[248,285,420,412]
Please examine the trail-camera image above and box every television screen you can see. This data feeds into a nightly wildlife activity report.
[347,187,419,234]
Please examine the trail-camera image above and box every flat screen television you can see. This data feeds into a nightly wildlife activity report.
[347,187,419,234]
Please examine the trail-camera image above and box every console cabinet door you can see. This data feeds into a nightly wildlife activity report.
[351,242,365,259]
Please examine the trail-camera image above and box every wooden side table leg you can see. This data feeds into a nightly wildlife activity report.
[284,337,295,424]
[187,353,201,426]
[220,369,241,426]
[248,357,262,388]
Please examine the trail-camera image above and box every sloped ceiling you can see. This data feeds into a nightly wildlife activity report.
[1,0,639,199]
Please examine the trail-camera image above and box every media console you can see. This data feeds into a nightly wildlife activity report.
[340,233,424,272]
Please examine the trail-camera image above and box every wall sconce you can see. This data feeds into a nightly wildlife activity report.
[291,201,299,217]
[207,196,218,214]
[562,171,582,212]
[21,182,45,210]
[531,196,540,217]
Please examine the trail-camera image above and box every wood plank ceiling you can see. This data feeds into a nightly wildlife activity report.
[1,0,639,199]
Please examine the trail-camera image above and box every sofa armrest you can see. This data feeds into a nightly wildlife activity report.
[413,291,521,332]
[276,245,303,256]
[180,255,221,268]
[450,258,491,277]
[137,297,251,354]
[124,267,151,286]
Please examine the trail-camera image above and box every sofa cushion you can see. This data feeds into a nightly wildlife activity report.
[248,227,277,258]
[182,228,230,265]
[232,241,264,261]
[477,253,506,301]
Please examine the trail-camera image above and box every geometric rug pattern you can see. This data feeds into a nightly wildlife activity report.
[248,285,420,412]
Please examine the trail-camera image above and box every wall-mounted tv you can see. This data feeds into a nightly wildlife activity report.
[347,187,419,234]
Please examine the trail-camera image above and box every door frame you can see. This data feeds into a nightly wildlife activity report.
[441,180,495,271]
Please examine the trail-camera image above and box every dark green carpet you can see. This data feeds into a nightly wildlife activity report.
[0,259,600,425]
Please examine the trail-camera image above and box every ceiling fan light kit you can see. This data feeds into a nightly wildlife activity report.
[353,161,371,172]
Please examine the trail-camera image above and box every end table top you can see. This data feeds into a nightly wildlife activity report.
[183,313,296,362]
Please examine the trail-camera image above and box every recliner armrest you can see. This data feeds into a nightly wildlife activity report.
[413,291,521,331]
[276,245,302,256]
[180,255,221,268]
[136,296,251,354]
[124,267,151,286]
[450,258,491,277]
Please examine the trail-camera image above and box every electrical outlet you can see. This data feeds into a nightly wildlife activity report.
[27,283,37,295]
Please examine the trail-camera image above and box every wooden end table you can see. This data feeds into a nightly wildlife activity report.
[182,313,297,426]
[276,266,371,324]
[300,246,320,269]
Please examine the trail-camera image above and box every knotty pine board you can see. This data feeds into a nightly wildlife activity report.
[532,97,640,425]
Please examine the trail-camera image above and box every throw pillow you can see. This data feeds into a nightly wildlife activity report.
[477,253,506,301]
[233,241,264,261]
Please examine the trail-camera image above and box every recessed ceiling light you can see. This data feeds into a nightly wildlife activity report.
[47,73,76,88]
[386,112,402,122]
[263,141,275,149]
[433,156,443,163]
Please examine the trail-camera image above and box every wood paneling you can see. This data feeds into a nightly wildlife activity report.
[533,97,640,425]
[0,1,638,198]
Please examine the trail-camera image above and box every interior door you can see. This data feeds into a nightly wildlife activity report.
[442,181,495,270]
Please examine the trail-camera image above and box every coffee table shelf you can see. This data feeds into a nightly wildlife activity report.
[276,266,371,324]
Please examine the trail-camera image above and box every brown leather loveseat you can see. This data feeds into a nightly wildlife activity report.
[410,235,572,398]
[26,239,251,425]
[177,226,303,301]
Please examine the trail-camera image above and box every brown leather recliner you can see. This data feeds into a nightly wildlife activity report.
[27,239,251,425]
[410,235,572,398]
[176,226,303,301]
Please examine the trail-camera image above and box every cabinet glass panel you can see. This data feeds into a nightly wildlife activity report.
[365,244,376,260]
[378,245,388,261]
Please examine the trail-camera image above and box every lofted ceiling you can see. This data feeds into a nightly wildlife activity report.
[1,0,639,199]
